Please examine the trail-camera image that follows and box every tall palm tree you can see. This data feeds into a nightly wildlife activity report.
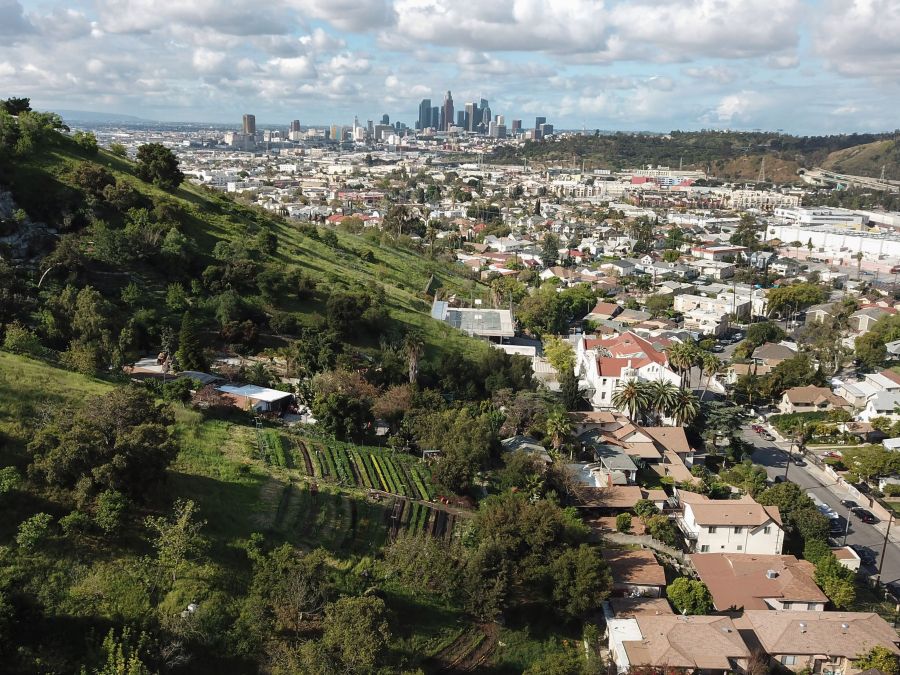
[612,379,651,423]
[700,352,722,397]
[403,331,424,385]
[648,380,679,425]
[546,409,573,455]
[666,341,699,390]
[670,388,700,427]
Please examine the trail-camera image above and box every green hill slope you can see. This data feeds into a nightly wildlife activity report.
[1,128,490,371]
[821,139,900,180]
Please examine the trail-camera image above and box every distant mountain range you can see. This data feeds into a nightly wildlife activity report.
[56,109,152,124]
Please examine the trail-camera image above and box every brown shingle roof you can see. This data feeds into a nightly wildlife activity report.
[609,597,673,618]
[643,426,693,455]
[690,553,827,611]
[740,610,900,658]
[783,385,848,407]
[680,491,782,527]
[623,615,750,669]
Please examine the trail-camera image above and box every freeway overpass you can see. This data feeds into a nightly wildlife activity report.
[802,167,900,193]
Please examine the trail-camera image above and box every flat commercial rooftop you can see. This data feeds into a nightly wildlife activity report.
[431,300,515,338]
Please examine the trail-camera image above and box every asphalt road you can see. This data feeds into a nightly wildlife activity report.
[744,427,900,588]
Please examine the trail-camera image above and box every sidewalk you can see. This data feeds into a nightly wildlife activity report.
[765,424,900,547]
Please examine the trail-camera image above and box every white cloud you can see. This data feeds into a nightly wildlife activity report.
[814,0,900,79]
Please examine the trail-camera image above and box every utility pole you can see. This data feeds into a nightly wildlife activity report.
[877,512,894,586]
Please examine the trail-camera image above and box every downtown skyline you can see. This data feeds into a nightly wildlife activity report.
[1,0,899,134]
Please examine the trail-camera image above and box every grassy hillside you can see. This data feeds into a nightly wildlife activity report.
[822,139,900,180]
[2,138,491,364]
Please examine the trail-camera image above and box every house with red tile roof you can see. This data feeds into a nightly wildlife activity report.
[575,332,680,411]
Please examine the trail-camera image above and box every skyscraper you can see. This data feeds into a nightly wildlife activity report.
[534,116,546,131]
[381,113,390,125]
[511,119,522,133]
[242,114,256,135]
[480,106,491,133]
[442,91,454,131]
[417,98,431,130]
[290,119,300,132]
[465,102,476,131]
[431,106,439,130]
[457,111,465,128]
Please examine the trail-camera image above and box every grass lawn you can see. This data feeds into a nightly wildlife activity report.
[0,351,113,454]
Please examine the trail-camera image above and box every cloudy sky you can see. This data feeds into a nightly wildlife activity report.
[1,0,899,133]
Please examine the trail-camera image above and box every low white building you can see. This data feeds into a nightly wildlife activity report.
[675,490,784,555]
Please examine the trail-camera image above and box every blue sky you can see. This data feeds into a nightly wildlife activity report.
[1,0,899,134]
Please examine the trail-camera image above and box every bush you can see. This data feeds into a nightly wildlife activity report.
[616,513,632,533]
[2,322,44,356]
[666,577,713,615]
[885,484,900,497]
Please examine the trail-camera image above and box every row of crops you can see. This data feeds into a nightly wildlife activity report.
[389,497,457,539]
[275,483,456,554]
[291,437,434,501]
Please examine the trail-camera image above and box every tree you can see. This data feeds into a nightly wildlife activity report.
[28,387,176,500]
[720,461,768,497]
[634,499,660,520]
[856,331,888,371]
[544,335,575,373]
[842,444,900,483]
[645,294,673,317]
[670,388,700,426]
[16,512,53,551]
[549,544,612,618]
[648,380,678,424]
[94,489,129,535]
[814,552,856,608]
[321,595,390,675]
[541,233,560,267]
[666,341,699,389]
[612,379,651,422]
[766,282,827,317]
[145,498,207,583]
[546,409,572,454]
[645,514,678,546]
[856,646,900,675]
[616,513,632,533]
[135,143,184,189]
[93,627,153,675]
[404,330,424,384]
[383,532,462,600]
[700,352,722,395]
[176,310,207,372]
[311,370,379,442]
[109,142,128,157]
[0,96,30,115]
[792,507,831,544]
[666,577,713,615]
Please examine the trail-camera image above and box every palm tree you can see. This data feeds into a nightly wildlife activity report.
[700,352,722,397]
[666,341,699,390]
[670,389,700,426]
[546,409,573,456]
[855,251,864,280]
[612,379,651,423]
[648,380,679,425]
[403,331,424,385]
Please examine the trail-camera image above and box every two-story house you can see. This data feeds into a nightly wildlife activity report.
[675,490,784,555]
[741,610,900,675]
[690,553,828,611]
[576,332,681,411]
[778,386,853,415]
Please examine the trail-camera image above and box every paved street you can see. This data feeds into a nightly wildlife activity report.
[743,426,900,589]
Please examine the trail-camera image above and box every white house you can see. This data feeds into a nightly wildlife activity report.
[859,391,900,422]
[675,490,784,555]
[576,332,681,411]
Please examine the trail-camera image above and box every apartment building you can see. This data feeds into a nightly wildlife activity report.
[675,490,784,555]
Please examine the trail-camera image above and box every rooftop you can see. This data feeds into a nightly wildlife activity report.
[603,548,667,587]
[679,491,782,527]
[623,615,750,670]
[690,553,827,611]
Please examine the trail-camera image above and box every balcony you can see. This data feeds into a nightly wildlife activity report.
[675,516,698,540]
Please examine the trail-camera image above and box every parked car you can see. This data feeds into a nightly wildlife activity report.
[850,544,877,566]
[751,424,763,433]
[762,433,775,442]
[854,509,879,524]
[840,499,858,510]
[773,475,786,483]
[792,457,806,467]
[823,451,842,459]
[711,344,725,353]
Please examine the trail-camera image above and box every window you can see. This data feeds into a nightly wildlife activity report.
[781,656,796,666]
[601,392,607,400]
[602,378,607,385]
[737,545,743,551]
[734,526,743,534]
[807,603,817,610]
[764,526,771,534]
[708,526,717,533]
[700,545,709,553]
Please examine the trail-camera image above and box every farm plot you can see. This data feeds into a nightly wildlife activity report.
[292,438,434,499]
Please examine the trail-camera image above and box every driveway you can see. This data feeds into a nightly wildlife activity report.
[743,426,900,589]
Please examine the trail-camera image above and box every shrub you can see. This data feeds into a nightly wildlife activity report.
[616,513,632,533]
[17,512,53,551]
[2,322,44,356]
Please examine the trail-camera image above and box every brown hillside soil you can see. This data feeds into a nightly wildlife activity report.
[707,154,801,182]
[822,139,900,180]
[429,623,500,673]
